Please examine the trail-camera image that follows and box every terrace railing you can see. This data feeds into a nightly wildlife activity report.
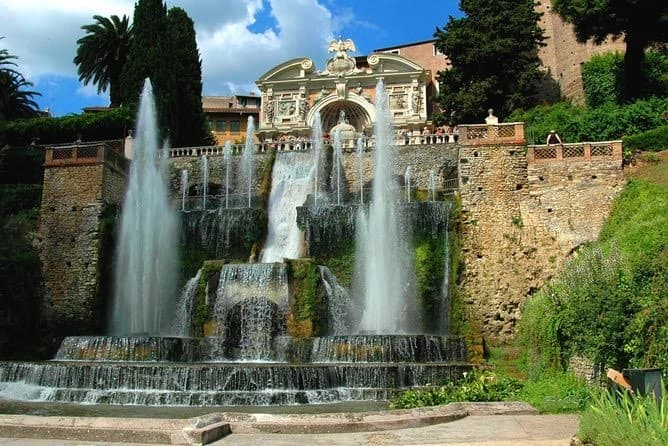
[527,141,623,163]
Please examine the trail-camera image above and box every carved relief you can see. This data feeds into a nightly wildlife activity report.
[321,37,360,77]
[299,98,309,119]
[412,87,421,114]
[277,100,296,117]
[390,94,408,109]
[264,95,274,124]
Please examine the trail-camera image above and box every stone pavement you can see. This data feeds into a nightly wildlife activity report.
[0,403,580,445]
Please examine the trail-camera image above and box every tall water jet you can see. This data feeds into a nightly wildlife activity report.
[333,128,343,205]
[241,116,255,208]
[111,79,178,335]
[440,208,451,334]
[312,112,325,206]
[180,169,188,211]
[355,80,416,334]
[201,155,208,210]
[356,137,364,205]
[404,165,413,203]
[223,141,232,209]
[429,169,436,201]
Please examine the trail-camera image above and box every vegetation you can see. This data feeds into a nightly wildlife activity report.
[623,125,668,153]
[286,259,322,337]
[509,96,668,144]
[517,179,668,377]
[553,0,668,100]
[582,51,668,108]
[579,386,668,446]
[434,0,545,123]
[119,0,211,146]
[73,15,133,108]
[0,37,40,121]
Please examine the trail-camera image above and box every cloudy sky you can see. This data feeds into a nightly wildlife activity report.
[1,0,461,116]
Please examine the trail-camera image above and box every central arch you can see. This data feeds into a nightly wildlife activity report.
[307,94,375,135]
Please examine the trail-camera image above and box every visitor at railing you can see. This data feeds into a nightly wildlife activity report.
[546,130,563,145]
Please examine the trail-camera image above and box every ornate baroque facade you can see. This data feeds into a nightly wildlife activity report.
[255,38,433,138]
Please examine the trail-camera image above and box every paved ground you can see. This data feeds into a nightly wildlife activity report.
[0,414,579,445]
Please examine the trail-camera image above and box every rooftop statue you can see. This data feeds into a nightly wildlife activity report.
[321,37,360,78]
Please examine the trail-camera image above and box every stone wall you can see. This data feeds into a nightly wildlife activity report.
[457,143,624,342]
[38,158,127,337]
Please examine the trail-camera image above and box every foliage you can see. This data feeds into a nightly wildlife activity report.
[553,0,668,100]
[1,106,134,146]
[518,371,591,413]
[166,7,213,147]
[0,38,41,122]
[578,386,668,446]
[390,370,523,409]
[0,144,44,184]
[286,259,322,336]
[434,0,545,123]
[509,96,668,144]
[0,184,41,218]
[582,51,668,107]
[623,125,668,153]
[73,15,133,108]
[517,180,668,376]
[414,233,446,333]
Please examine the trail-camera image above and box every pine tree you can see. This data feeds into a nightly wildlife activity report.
[434,0,545,124]
[167,7,213,147]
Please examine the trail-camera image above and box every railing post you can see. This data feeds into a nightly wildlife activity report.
[584,142,592,160]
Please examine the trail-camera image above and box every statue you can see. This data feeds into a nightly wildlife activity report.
[322,37,359,77]
[485,108,498,125]
[338,110,348,124]
[412,88,421,114]
[299,99,309,120]
[264,96,274,124]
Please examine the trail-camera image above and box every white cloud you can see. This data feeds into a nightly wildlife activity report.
[1,0,346,101]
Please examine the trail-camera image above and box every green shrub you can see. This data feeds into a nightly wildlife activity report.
[390,370,523,409]
[623,125,668,153]
[518,371,591,413]
[582,51,668,107]
[579,385,668,446]
[0,184,42,217]
[1,107,134,146]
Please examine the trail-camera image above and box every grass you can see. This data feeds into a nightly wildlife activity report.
[626,150,668,189]
[579,385,668,446]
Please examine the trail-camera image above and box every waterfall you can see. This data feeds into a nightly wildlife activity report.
[171,269,201,337]
[241,116,255,208]
[354,80,417,334]
[319,266,352,335]
[180,169,188,211]
[260,152,315,263]
[223,140,232,209]
[201,155,208,210]
[111,79,178,335]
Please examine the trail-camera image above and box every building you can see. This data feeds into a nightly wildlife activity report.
[202,94,261,145]
[255,37,435,140]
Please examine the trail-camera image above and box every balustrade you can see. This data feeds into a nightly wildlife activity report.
[44,140,129,172]
[527,141,622,163]
[458,122,525,145]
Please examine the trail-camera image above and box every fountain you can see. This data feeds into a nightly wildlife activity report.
[429,169,436,202]
[356,136,364,205]
[180,169,188,211]
[0,78,466,409]
[223,140,232,209]
[110,79,178,336]
[201,155,208,210]
[405,165,413,203]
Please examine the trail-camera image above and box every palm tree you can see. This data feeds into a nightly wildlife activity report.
[73,15,133,108]
[0,37,40,121]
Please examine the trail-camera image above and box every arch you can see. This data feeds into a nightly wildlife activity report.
[307,94,375,133]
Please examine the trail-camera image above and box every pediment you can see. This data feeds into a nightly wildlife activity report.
[368,53,424,74]
[257,58,314,83]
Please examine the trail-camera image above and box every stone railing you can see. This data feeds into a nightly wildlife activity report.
[527,141,623,163]
[168,135,457,157]
[45,140,129,172]
[458,122,525,145]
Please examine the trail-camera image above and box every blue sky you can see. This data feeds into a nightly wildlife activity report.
[1,0,462,117]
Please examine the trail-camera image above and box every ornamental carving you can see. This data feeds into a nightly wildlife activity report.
[277,100,296,117]
[321,37,361,77]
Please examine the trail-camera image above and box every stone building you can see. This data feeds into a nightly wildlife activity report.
[202,94,261,145]
[255,37,434,139]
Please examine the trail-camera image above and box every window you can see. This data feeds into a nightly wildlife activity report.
[230,120,240,132]
[239,97,247,107]
[215,120,226,132]
[433,44,444,56]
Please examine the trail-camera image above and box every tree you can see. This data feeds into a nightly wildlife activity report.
[166,7,213,147]
[0,38,40,121]
[73,15,133,108]
[553,0,668,101]
[434,0,545,124]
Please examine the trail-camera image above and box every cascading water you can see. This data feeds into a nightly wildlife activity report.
[201,155,208,210]
[319,266,352,335]
[440,207,451,334]
[354,80,417,334]
[171,269,201,337]
[241,116,255,208]
[261,151,316,262]
[356,137,364,205]
[223,140,232,209]
[180,169,188,211]
[111,79,178,335]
